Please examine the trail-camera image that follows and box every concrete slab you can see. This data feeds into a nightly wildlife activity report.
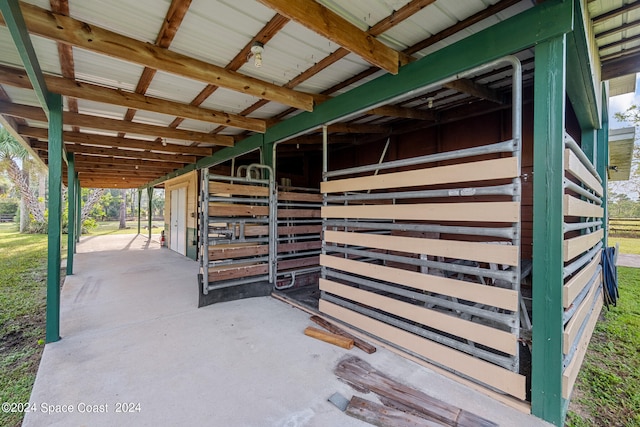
[24,234,551,427]
[617,253,640,268]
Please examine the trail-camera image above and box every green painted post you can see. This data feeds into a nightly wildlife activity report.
[46,93,63,343]
[147,187,153,240]
[581,129,597,164]
[597,88,609,247]
[76,176,81,244]
[531,35,567,426]
[137,189,142,235]
[66,153,76,275]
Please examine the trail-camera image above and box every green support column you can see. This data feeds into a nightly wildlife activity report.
[76,176,81,243]
[66,153,76,275]
[147,187,153,239]
[137,189,142,235]
[581,129,597,164]
[531,35,567,426]
[597,87,609,247]
[46,93,63,343]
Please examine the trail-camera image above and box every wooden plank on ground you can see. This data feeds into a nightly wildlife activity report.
[310,315,376,354]
[322,202,520,223]
[325,302,526,400]
[563,195,604,218]
[209,244,268,260]
[208,263,268,282]
[320,255,518,311]
[564,149,603,196]
[562,297,603,399]
[321,157,518,194]
[209,181,269,197]
[563,272,601,354]
[563,229,604,262]
[320,279,517,355]
[278,191,322,202]
[304,326,353,349]
[345,396,445,427]
[209,204,269,217]
[563,252,601,308]
[324,230,519,266]
[335,356,500,425]
[277,208,321,218]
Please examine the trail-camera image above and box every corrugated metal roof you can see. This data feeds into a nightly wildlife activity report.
[0,0,637,188]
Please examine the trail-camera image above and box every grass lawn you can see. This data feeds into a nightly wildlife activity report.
[0,223,48,427]
[608,236,640,256]
[566,265,640,426]
[89,220,164,236]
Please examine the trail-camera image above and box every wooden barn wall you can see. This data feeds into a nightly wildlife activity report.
[307,98,583,261]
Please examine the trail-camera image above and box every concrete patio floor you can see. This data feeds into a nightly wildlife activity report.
[24,234,550,427]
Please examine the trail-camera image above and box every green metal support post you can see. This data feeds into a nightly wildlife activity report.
[147,187,153,240]
[137,189,142,235]
[531,35,567,426]
[66,153,76,275]
[597,85,609,247]
[46,93,63,343]
[76,176,81,243]
[581,129,597,164]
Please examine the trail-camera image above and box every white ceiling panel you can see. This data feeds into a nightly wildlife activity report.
[76,99,128,119]
[74,49,144,92]
[145,70,209,104]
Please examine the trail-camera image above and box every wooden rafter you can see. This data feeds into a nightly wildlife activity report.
[31,140,196,163]
[58,154,185,169]
[168,13,290,130]
[257,0,402,74]
[121,0,192,136]
[0,100,233,146]
[49,0,79,132]
[1,2,314,111]
[326,123,391,134]
[18,125,213,156]
[592,2,640,25]
[0,64,266,132]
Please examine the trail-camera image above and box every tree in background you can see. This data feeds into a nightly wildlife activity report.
[0,127,45,227]
[119,189,126,229]
[612,105,640,203]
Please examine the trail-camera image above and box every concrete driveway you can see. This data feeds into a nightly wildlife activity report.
[23,234,550,427]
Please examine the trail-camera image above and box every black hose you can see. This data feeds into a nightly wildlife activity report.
[601,246,619,309]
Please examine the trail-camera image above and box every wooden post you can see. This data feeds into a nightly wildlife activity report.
[304,326,354,349]
[531,34,566,426]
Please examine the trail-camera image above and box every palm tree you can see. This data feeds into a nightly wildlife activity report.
[0,127,45,224]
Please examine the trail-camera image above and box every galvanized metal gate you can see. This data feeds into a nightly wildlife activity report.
[319,56,528,401]
[198,165,276,306]
[197,166,323,306]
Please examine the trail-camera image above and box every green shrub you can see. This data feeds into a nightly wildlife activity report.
[0,199,18,215]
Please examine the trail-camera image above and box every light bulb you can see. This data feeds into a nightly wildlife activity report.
[254,52,262,68]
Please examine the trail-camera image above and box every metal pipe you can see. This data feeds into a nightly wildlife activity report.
[562,266,601,324]
[562,287,602,369]
[563,242,603,278]
[325,140,515,178]
[563,178,602,204]
[326,183,516,202]
[564,133,603,183]
[323,220,516,239]
[563,220,602,233]
[323,294,517,370]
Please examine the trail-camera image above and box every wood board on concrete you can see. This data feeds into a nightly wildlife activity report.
[335,356,498,427]
[345,396,446,427]
[304,326,354,349]
[310,315,376,354]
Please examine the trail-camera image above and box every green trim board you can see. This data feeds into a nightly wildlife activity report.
[141,0,574,189]
[566,0,600,130]
[0,0,49,117]
[186,227,197,260]
[531,35,567,426]
[597,83,609,247]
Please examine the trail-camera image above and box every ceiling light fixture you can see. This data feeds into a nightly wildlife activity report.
[162,139,167,147]
[251,41,264,68]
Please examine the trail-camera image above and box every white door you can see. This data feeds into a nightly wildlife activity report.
[170,187,187,255]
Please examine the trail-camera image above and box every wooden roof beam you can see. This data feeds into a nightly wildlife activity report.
[73,162,177,174]
[592,2,640,25]
[257,0,403,74]
[19,125,213,156]
[1,2,314,112]
[0,64,265,133]
[444,78,503,104]
[122,0,193,134]
[47,153,185,169]
[326,123,391,134]
[0,100,234,146]
[30,140,196,163]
